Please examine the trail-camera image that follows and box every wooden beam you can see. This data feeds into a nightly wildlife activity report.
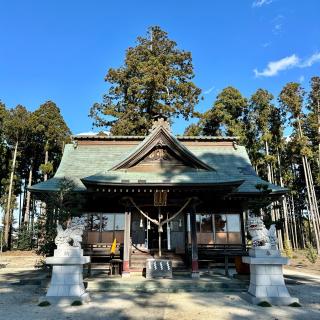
[190,207,200,278]
[122,210,131,277]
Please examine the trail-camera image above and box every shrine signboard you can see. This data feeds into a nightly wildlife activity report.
[146,258,172,279]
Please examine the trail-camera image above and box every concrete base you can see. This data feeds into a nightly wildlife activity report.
[39,292,90,306]
[122,271,131,278]
[242,248,299,306]
[45,247,91,303]
[233,274,250,281]
[241,292,299,306]
[191,272,200,279]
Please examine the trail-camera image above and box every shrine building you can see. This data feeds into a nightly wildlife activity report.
[30,118,286,277]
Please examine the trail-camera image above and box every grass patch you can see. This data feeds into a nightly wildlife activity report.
[38,301,51,307]
[71,300,83,306]
[289,302,301,307]
[257,301,272,307]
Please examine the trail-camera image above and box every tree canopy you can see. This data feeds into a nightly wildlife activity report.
[201,86,247,139]
[90,26,201,135]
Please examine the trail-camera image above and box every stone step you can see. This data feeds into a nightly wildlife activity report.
[87,277,248,293]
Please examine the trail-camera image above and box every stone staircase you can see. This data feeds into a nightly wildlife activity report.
[130,247,153,272]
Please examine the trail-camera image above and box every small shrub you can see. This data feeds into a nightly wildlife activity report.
[257,301,272,307]
[38,301,51,307]
[289,302,301,307]
[71,300,83,306]
[17,226,33,250]
[305,243,318,264]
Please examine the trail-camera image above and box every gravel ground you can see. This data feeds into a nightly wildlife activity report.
[0,268,320,320]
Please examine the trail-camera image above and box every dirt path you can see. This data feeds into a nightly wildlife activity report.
[0,267,320,320]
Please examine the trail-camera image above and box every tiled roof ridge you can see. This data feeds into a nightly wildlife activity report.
[73,134,240,142]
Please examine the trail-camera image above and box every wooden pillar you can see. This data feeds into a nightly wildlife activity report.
[122,211,131,277]
[240,209,247,249]
[190,207,199,278]
[224,255,229,277]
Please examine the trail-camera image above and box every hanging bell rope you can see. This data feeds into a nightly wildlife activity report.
[124,196,194,230]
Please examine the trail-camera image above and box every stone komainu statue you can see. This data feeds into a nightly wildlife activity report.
[55,217,85,248]
[247,215,277,249]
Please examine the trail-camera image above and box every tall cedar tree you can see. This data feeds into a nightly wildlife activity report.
[279,82,320,252]
[0,102,10,200]
[90,26,201,135]
[201,86,247,141]
[2,105,32,246]
[250,89,276,182]
[32,101,71,180]
[305,77,320,184]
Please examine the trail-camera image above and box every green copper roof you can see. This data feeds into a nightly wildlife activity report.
[30,138,286,196]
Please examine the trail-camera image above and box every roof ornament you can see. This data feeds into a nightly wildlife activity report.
[150,111,171,132]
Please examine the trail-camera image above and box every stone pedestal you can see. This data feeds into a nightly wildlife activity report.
[44,247,91,305]
[242,248,299,306]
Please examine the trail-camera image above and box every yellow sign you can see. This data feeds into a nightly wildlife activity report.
[110,238,117,254]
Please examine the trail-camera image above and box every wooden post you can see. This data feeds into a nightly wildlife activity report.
[224,255,229,277]
[122,211,131,277]
[158,207,162,257]
[190,207,199,278]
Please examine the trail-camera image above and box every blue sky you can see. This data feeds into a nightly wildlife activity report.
[0,0,320,135]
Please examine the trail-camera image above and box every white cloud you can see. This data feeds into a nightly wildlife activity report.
[252,0,273,8]
[299,52,320,67]
[203,85,215,95]
[254,54,299,77]
[299,75,305,83]
[273,23,282,34]
[272,15,285,35]
[254,52,320,77]
[262,42,271,48]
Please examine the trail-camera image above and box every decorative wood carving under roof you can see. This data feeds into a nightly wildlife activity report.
[110,118,214,172]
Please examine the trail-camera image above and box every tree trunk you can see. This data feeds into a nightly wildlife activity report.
[4,140,18,248]
[44,149,49,182]
[24,167,33,229]
[297,119,320,253]
[290,196,299,249]
[18,180,23,228]
[265,141,272,183]
[302,155,320,252]
[317,99,320,173]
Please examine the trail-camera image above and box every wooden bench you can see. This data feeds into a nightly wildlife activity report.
[83,243,122,259]
[187,244,248,276]
[82,243,123,276]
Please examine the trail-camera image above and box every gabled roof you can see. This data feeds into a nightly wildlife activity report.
[29,120,287,196]
[109,121,213,171]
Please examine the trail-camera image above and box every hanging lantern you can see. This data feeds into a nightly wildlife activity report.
[179,219,182,228]
[140,217,143,228]
[147,220,151,230]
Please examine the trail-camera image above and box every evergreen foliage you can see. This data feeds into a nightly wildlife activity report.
[36,178,84,256]
[305,242,318,263]
[201,86,247,139]
[90,26,201,135]
[1,28,320,256]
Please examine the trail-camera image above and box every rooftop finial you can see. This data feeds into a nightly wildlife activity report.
[150,110,170,132]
